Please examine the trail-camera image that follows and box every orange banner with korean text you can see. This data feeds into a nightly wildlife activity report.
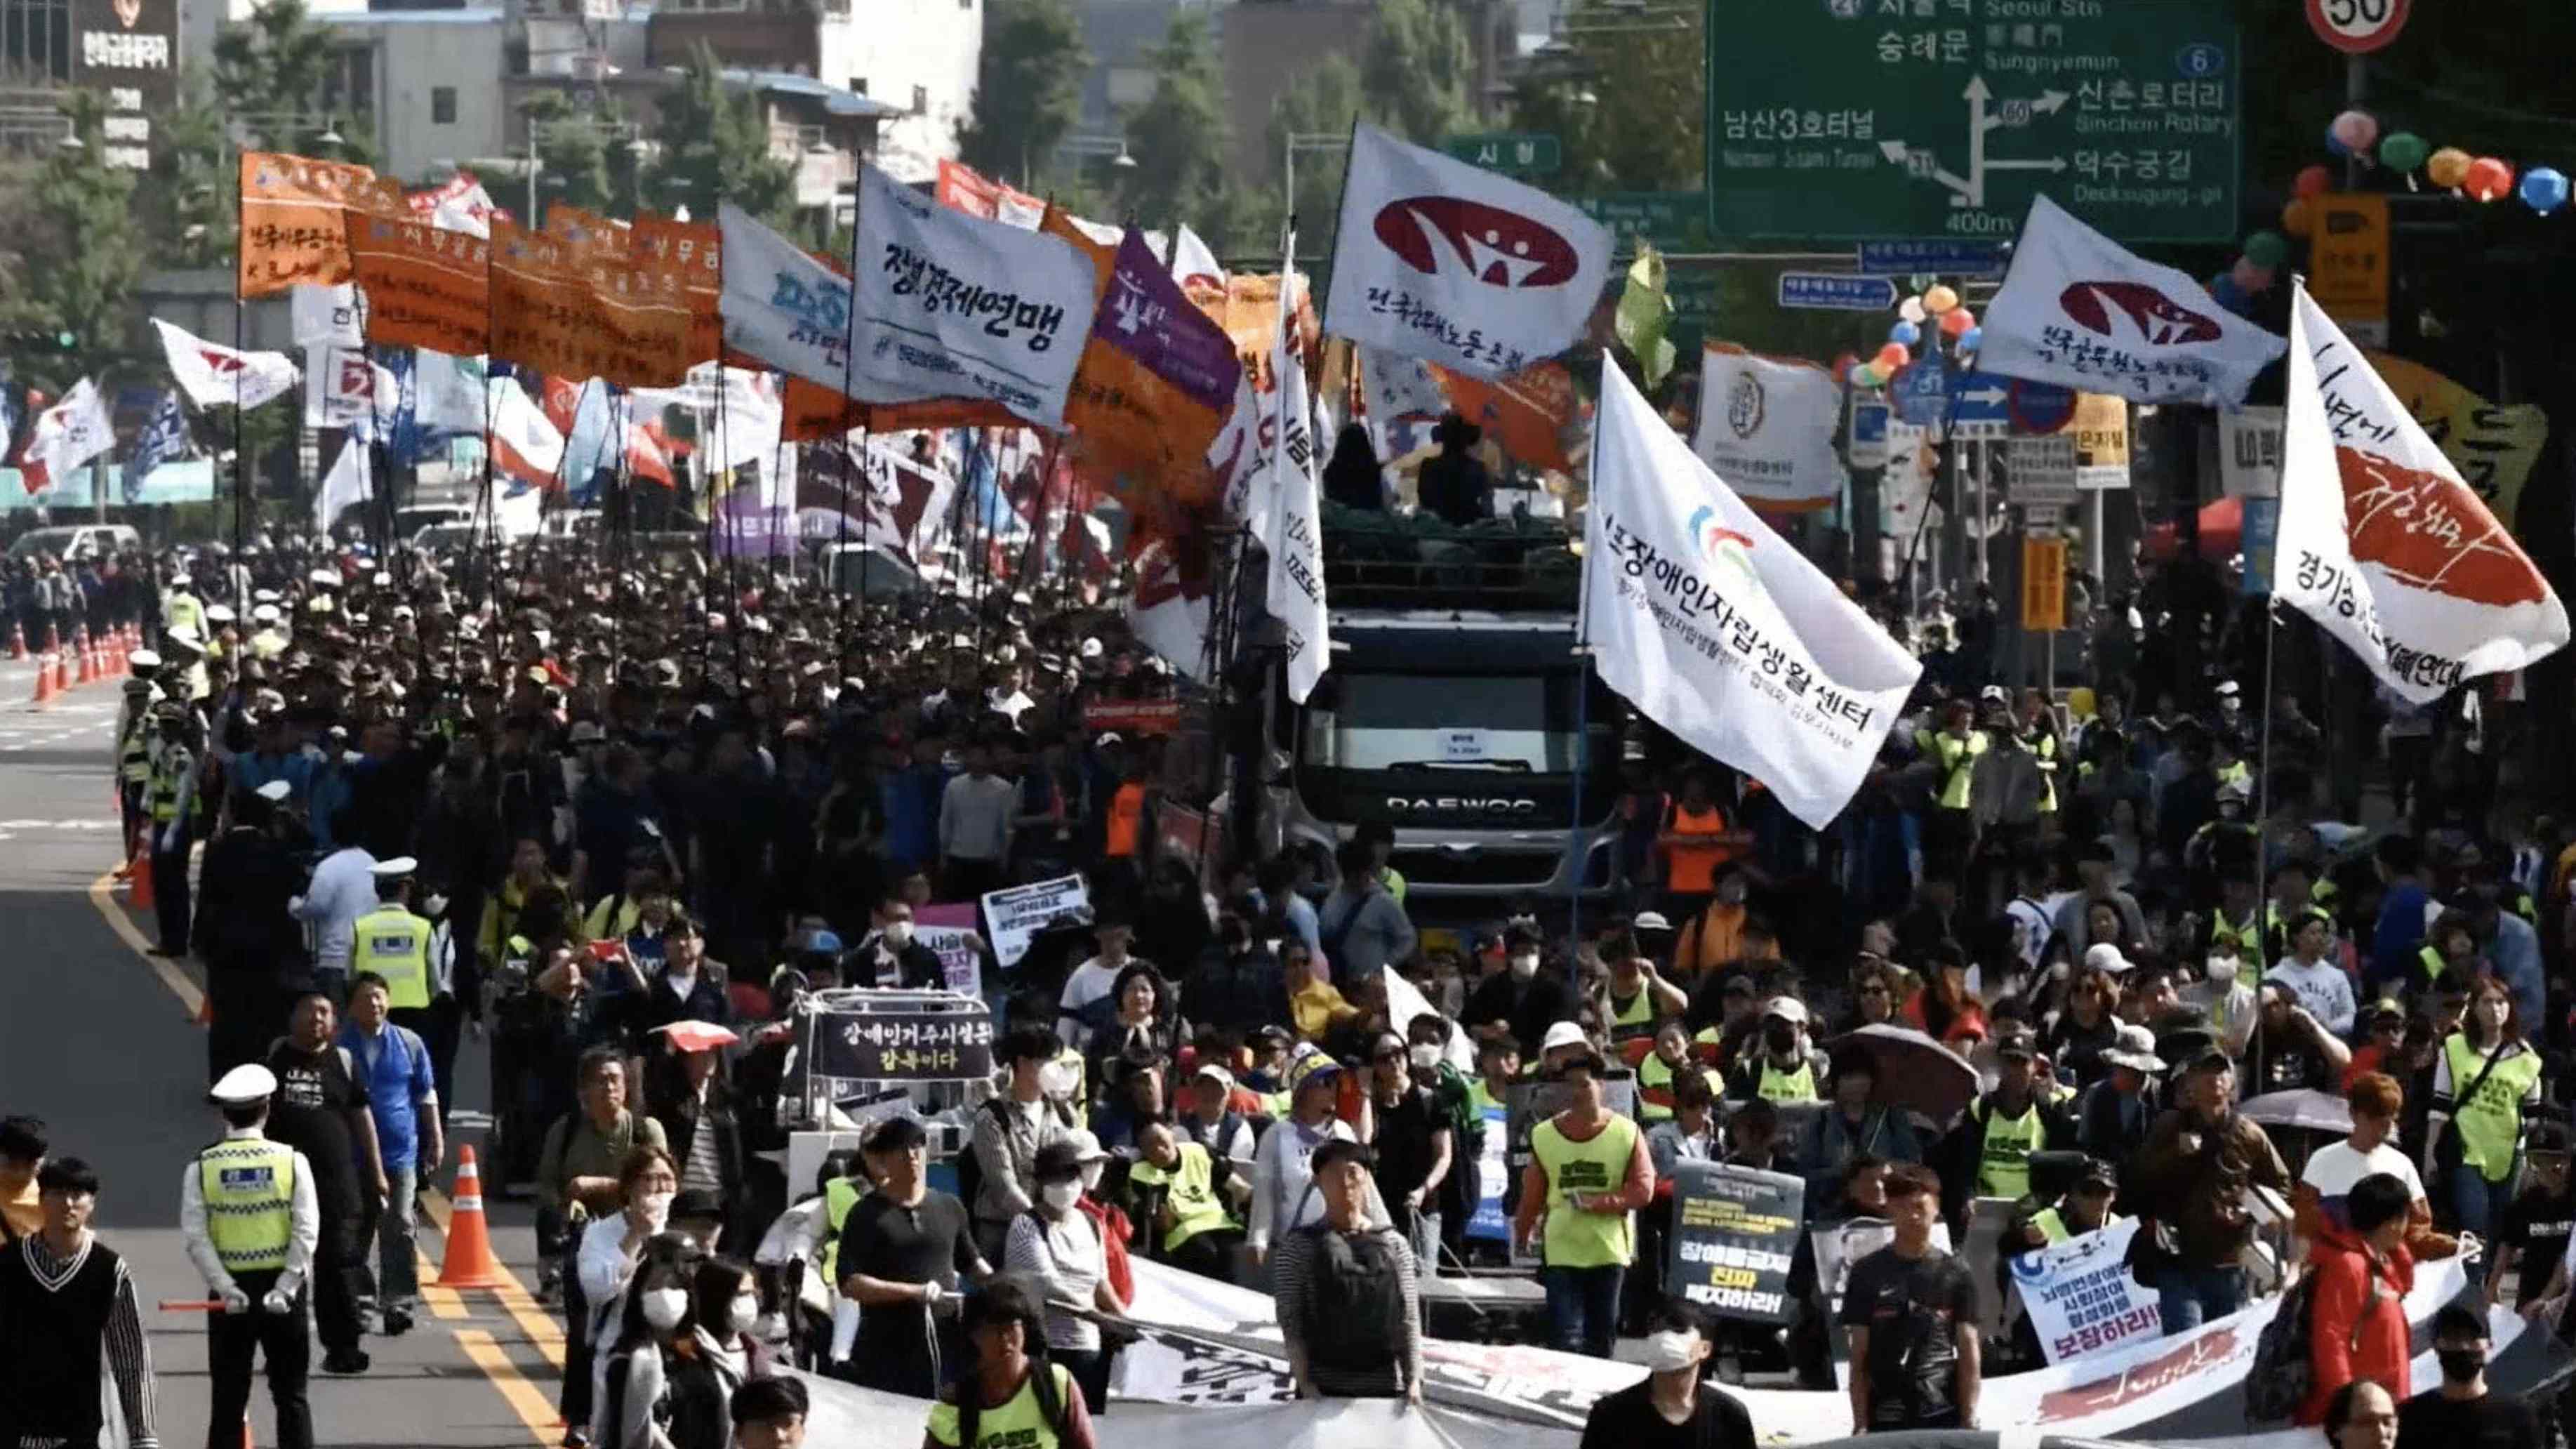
[1434,359,1582,474]
[239,152,405,297]
[544,205,630,256]
[631,214,728,369]
[342,209,491,357]
[1040,206,1233,503]
[486,219,697,389]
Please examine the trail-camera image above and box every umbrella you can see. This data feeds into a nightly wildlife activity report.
[2238,1088,2353,1136]
[1819,1024,1980,1123]
[656,1019,740,1053]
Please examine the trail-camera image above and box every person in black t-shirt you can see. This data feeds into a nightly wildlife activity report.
[1837,1164,1980,1434]
[2489,1123,2572,1311]
[832,1116,988,1397]
[1362,1032,1453,1266]
[1576,1299,1754,1449]
[265,991,380,1375]
[2396,1303,2542,1449]
[2243,981,2349,1097]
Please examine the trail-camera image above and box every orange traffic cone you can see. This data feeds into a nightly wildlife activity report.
[436,1146,508,1289]
[49,650,67,696]
[30,655,55,707]
[128,841,153,909]
[74,637,94,686]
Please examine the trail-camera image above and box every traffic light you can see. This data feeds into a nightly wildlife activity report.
[53,331,72,351]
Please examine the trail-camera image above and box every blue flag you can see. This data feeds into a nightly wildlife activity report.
[125,390,191,502]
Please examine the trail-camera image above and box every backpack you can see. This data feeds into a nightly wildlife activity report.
[1298,1222,1406,1375]
[2245,1258,2381,1424]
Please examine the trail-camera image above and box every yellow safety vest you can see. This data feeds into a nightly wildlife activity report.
[1757,1059,1819,1104]
[198,1139,297,1274]
[147,746,189,822]
[1975,1097,2047,1200]
[2210,911,2261,991]
[2444,1035,2542,1181]
[2217,760,2252,792]
[1605,984,1659,1044]
[354,906,433,1010]
[1933,731,1988,809]
[927,1363,1075,1449]
[1637,1054,1718,1122]
[1530,1113,1640,1269]
[1128,1141,1235,1252]
[2028,732,2059,813]
[2419,945,2446,984]
[162,591,204,639]
[820,1177,863,1283]
[1468,1080,1508,1114]
[117,708,152,783]
[2031,1207,2071,1245]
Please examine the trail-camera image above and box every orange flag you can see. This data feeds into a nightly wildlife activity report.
[545,204,630,256]
[487,219,696,389]
[1435,360,1583,473]
[632,215,728,370]
[343,209,491,357]
[239,152,404,298]
[1039,206,1235,505]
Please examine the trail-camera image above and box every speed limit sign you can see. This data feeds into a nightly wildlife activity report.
[2306,0,2410,53]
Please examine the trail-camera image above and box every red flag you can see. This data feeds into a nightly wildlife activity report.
[625,421,674,487]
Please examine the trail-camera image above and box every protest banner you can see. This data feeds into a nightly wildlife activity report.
[1664,1162,1802,1322]
[1042,209,1242,495]
[343,210,492,357]
[632,214,726,369]
[1463,1101,1511,1242]
[1082,700,1186,736]
[980,873,1093,967]
[913,903,985,997]
[807,1005,995,1083]
[488,219,697,389]
[239,151,403,296]
[2008,1217,2160,1366]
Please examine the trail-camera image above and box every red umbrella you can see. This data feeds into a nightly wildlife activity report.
[2142,495,2244,562]
[656,1019,740,1053]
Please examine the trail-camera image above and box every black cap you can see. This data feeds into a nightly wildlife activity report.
[2076,1156,2119,1189]
[1995,1027,2039,1060]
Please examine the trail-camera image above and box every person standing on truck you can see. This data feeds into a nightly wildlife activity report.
[1659,771,1748,927]
[1415,413,1492,527]
[1318,839,1416,988]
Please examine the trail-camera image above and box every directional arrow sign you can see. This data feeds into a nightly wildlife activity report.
[1705,0,2241,242]
[1949,371,2076,439]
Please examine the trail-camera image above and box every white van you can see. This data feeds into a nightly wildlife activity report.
[8,524,139,562]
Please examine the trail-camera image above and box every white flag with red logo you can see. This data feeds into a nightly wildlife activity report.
[152,318,299,410]
[1581,363,1919,830]
[2275,284,2567,703]
[486,374,565,486]
[1322,122,1612,380]
[1981,194,2285,408]
[18,378,112,496]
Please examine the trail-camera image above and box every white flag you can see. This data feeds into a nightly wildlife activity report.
[1691,345,1844,510]
[1128,536,1216,685]
[485,375,564,482]
[1360,345,1448,425]
[849,167,1097,429]
[20,378,113,495]
[291,284,364,349]
[1981,194,2286,408]
[719,203,853,395]
[153,318,300,411]
[313,437,373,533]
[1323,121,1613,380]
[1266,237,1331,705]
[1169,223,1226,293]
[304,346,398,435]
[413,352,487,435]
[2276,284,2567,703]
[1583,364,1920,829]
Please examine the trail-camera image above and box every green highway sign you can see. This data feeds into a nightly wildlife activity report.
[1704,0,2241,244]
[1445,131,1562,176]
[1572,192,1710,253]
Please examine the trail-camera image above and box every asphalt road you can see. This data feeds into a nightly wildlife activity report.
[0,663,564,1449]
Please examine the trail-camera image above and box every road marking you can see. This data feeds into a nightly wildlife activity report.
[423,1186,564,1366]
[84,868,200,1018]
[418,1252,467,1322]
[454,1329,563,1443]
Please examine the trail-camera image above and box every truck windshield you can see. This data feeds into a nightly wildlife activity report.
[1304,671,1585,774]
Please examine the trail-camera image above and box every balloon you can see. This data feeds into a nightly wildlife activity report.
[1899,296,1928,324]
[1923,284,1960,315]
[1874,343,1911,372]
[1830,351,1859,383]
[2378,131,2429,174]
[1889,320,1922,348]
[2324,131,2351,159]
[2231,256,2276,294]
[2428,147,2474,189]
[2465,157,2516,201]
[2521,166,2570,214]
[2241,230,2289,269]
[1938,307,1975,338]
[1958,327,1981,352]
[2330,110,2379,154]
[2293,164,2333,201]
[2280,198,2314,237]
[1852,362,1883,388]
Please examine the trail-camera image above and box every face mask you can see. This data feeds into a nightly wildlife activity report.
[639,1191,675,1230]
[1642,1329,1704,1375]
[1038,1061,1076,1098]
[1509,953,1540,980]
[1079,1163,1104,1192]
[1409,1043,1442,1072]
[1042,1181,1082,1212]
[1508,913,1537,931]
[883,920,914,947]
[1763,1024,1797,1054]
[2438,1348,2486,1382]
[726,1295,760,1334]
[642,1287,689,1330]
[2205,955,2237,984]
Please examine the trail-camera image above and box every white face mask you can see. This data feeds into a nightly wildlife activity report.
[1079,1163,1104,1192]
[1409,1043,1442,1072]
[1038,1061,1076,1098]
[642,1287,689,1330]
[1509,953,1540,980]
[638,1191,675,1231]
[726,1295,760,1334]
[1642,1328,1704,1375]
[1042,1181,1082,1212]
[883,920,914,947]
[2205,954,2238,984]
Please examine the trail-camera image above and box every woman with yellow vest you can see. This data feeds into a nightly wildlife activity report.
[1513,1048,1655,1358]
[2424,976,2544,1283]
[1130,1121,1244,1282]
[925,1278,1097,1449]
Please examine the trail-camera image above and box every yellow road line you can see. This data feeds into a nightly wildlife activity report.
[84,868,201,1017]
[424,1185,566,1367]
[455,1328,563,1444]
[419,1252,467,1322]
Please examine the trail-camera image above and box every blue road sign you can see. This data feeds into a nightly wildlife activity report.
[1848,399,1891,467]
[1855,241,2008,279]
[1892,359,1950,428]
[2241,496,2279,594]
[1778,273,1897,311]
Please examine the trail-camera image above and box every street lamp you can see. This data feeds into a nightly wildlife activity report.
[1059,133,1136,172]
[1282,131,1348,234]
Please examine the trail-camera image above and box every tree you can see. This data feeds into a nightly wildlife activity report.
[1267,55,1362,239]
[150,74,235,271]
[212,0,358,155]
[1358,0,1477,147]
[1506,0,1703,193]
[1121,14,1233,240]
[956,0,1089,191]
[524,93,646,223]
[643,48,799,231]
[0,91,143,391]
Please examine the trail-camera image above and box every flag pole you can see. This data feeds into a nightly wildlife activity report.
[1565,364,1613,972]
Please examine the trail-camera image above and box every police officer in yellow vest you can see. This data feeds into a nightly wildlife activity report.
[113,652,164,854]
[1942,1028,2072,1224]
[182,1064,321,1449]
[161,571,206,647]
[1512,1048,1652,1358]
[352,858,438,1035]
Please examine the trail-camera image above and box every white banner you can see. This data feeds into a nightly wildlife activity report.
[1129,536,1216,686]
[2219,405,2283,498]
[153,318,299,411]
[1266,244,1330,706]
[314,436,372,532]
[1583,363,1919,830]
[1691,345,1843,510]
[290,283,364,349]
[850,166,1097,428]
[719,202,853,395]
[2277,284,2568,703]
[1322,122,1612,381]
[913,902,984,997]
[1981,194,2287,408]
[1360,344,1448,425]
[303,346,397,435]
[413,351,487,435]
[20,378,113,494]
[1169,223,1226,293]
[978,873,1091,967]
[2008,1218,2159,1366]
[485,375,564,479]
